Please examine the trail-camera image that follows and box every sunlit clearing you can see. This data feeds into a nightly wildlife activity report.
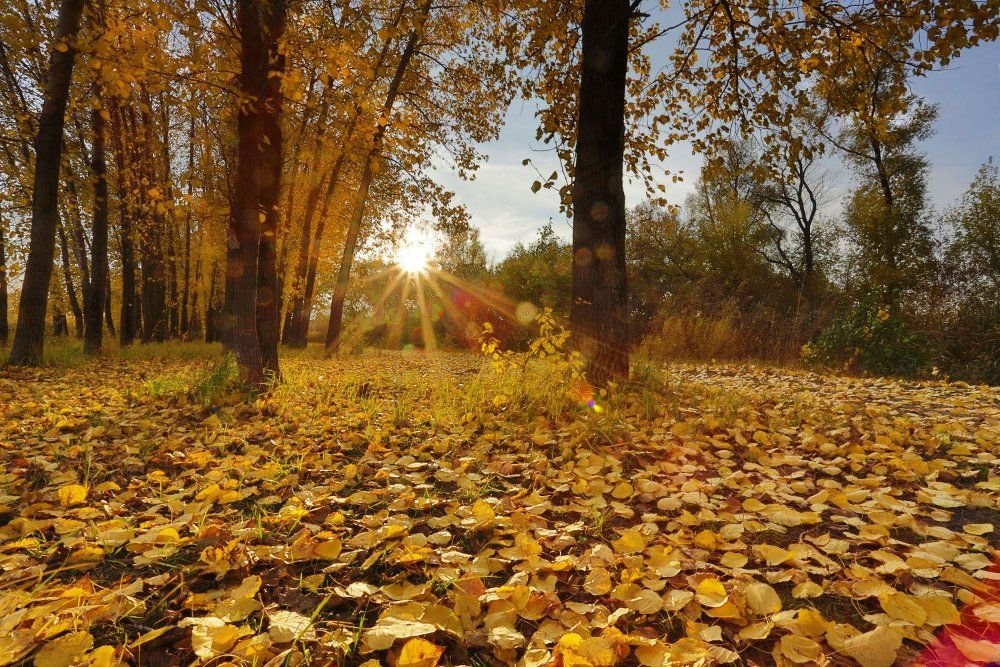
[395,236,432,274]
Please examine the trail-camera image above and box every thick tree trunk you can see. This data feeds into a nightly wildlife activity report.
[8,0,86,365]
[84,87,109,355]
[570,0,631,386]
[255,28,285,376]
[224,0,285,385]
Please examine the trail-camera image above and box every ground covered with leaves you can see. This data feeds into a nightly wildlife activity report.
[2,348,999,667]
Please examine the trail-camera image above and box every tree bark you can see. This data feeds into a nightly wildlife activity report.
[224,0,286,385]
[0,214,8,345]
[325,162,373,351]
[84,85,109,355]
[255,11,286,376]
[182,107,195,336]
[57,219,84,337]
[570,0,631,385]
[8,0,86,365]
[110,104,139,345]
[104,274,116,337]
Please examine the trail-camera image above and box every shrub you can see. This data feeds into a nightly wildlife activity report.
[804,296,932,377]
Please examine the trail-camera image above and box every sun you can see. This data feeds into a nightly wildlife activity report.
[395,236,432,274]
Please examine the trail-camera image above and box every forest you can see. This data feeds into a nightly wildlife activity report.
[0,0,999,665]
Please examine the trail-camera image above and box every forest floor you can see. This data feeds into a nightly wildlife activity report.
[1,346,999,667]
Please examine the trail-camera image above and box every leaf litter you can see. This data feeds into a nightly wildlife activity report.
[1,351,999,666]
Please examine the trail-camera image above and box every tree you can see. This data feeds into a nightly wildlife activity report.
[223,0,286,385]
[826,62,939,304]
[494,223,572,316]
[325,20,423,353]
[83,83,109,355]
[508,0,997,384]
[569,0,632,385]
[7,0,86,365]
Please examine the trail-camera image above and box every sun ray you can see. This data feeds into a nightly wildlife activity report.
[422,272,474,340]
[387,276,413,349]
[414,273,438,351]
[431,268,521,322]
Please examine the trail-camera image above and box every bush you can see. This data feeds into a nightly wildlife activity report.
[804,297,932,377]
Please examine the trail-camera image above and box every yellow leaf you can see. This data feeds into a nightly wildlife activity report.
[58,484,88,508]
[842,626,902,667]
[269,610,314,643]
[612,530,646,554]
[611,482,633,499]
[791,581,823,598]
[695,578,728,607]
[627,588,663,615]
[314,539,343,560]
[795,608,828,636]
[67,545,104,568]
[471,499,495,524]
[694,530,721,550]
[393,638,444,667]
[879,592,928,625]
[744,582,782,615]
[35,632,94,667]
[720,552,748,568]
[86,646,119,667]
[584,568,613,596]
[779,635,823,664]
[754,544,792,566]
[964,523,994,535]
[915,595,960,626]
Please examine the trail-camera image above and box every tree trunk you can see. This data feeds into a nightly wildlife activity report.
[182,109,195,336]
[84,86,109,355]
[286,168,334,347]
[53,310,68,336]
[8,0,86,365]
[293,6,410,346]
[224,0,286,386]
[111,104,139,345]
[255,15,286,376]
[57,219,84,337]
[104,274,116,337]
[65,178,91,298]
[0,215,7,345]
[325,162,373,352]
[570,0,631,386]
[135,100,167,343]
[324,26,422,351]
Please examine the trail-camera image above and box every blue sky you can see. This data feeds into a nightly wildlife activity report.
[436,37,1000,259]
